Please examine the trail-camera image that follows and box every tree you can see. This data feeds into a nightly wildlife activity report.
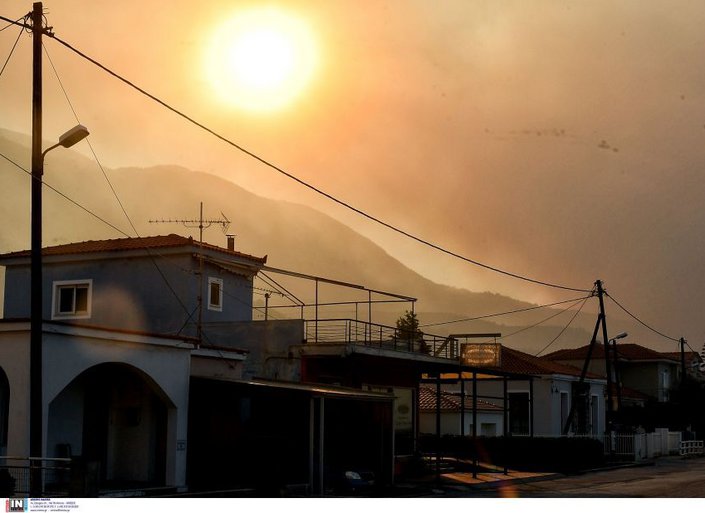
[395,310,428,353]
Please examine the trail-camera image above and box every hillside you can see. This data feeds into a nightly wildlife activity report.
[0,129,598,353]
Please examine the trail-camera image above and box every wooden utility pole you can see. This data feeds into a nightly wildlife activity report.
[596,280,614,428]
[30,1,44,496]
[680,337,687,386]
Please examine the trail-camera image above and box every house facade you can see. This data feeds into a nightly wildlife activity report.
[471,345,607,437]
[0,234,262,491]
[543,343,682,403]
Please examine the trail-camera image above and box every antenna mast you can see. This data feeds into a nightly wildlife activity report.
[149,202,231,343]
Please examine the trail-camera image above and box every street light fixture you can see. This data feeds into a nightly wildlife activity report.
[43,124,90,156]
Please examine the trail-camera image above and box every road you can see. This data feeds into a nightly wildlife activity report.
[450,456,705,498]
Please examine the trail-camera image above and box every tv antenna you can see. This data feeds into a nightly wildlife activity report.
[149,202,232,344]
[149,202,231,244]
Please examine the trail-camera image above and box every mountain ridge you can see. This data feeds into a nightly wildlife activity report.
[0,129,597,353]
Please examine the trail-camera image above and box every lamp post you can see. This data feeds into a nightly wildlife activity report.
[29,123,89,494]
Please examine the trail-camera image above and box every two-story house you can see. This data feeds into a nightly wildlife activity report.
[0,234,266,492]
[543,343,681,404]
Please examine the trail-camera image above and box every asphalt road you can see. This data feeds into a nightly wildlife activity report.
[450,456,705,498]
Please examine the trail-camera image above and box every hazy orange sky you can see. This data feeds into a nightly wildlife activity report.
[2,1,705,349]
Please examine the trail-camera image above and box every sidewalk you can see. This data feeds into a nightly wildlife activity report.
[391,460,559,496]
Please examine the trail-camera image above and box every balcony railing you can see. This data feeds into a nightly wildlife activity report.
[0,457,71,497]
[304,318,458,359]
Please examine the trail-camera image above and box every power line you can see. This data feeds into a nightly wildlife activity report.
[535,294,592,356]
[0,150,131,236]
[0,26,23,77]
[491,296,589,343]
[0,15,26,33]
[420,295,594,328]
[43,42,138,238]
[46,32,592,295]
[605,291,680,343]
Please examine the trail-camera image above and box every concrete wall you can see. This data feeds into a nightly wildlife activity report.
[419,411,504,436]
[204,319,305,380]
[0,323,192,489]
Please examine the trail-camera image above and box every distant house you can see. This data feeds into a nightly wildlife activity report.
[418,344,607,438]
[543,343,682,403]
[468,345,607,437]
[418,386,504,436]
[661,351,705,383]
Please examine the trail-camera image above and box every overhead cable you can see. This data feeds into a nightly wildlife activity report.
[0,26,23,77]
[534,293,592,356]
[605,292,680,343]
[46,32,592,294]
[420,294,594,328]
[491,296,589,343]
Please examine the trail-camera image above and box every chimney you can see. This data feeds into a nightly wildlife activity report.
[226,234,235,251]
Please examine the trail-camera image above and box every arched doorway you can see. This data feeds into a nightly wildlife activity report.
[48,363,171,488]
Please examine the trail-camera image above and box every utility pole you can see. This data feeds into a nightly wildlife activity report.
[30,1,44,496]
[680,337,687,386]
[595,280,614,429]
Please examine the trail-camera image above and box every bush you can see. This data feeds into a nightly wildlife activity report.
[419,434,605,474]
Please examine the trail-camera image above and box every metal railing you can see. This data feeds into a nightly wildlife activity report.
[304,318,456,359]
[0,457,71,497]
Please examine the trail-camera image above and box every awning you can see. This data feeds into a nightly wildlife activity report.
[225,378,395,401]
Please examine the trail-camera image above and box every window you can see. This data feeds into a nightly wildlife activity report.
[560,391,569,431]
[480,423,496,437]
[207,277,223,312]
[52,280,92,319]
[508,392,530,435]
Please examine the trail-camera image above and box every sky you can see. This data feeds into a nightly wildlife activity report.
[1,1,705,351]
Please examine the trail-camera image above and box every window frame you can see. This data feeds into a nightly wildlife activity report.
[51,279,93,320]
[207,277,223,312]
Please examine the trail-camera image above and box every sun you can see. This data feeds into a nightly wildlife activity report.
[204,7,319,113]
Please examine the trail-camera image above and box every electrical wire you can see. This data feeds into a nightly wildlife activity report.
[46,32,592,295]
[0,26,22,77]
[491,296,589,343]
[0,15,26,33]
[43,42,137,237]
[0,150,132,236]
[604,292,680,343]
[534,294,592,356]
[420,295,594,328]
[258,272,305,306]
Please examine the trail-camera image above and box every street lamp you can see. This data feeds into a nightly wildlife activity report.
[30,123,89,491]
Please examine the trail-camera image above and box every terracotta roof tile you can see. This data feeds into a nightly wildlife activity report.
[479,346,597,378]
[544,343,679,363]
[0,234,267,264]
[418,386,502,412]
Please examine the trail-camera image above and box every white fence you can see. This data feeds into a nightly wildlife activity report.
[604,429,703,461]
[680,440,705,457]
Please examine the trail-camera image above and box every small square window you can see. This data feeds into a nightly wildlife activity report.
[52,280,92,319]
[208,277,223,312]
